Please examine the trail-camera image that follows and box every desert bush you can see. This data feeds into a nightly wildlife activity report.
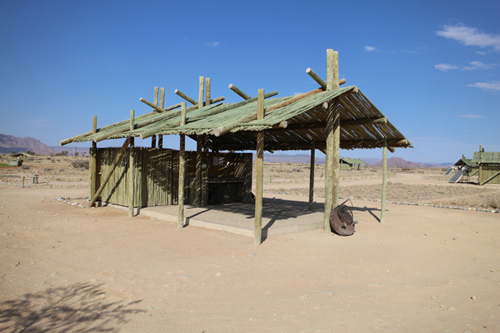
[71,160,89,169]
[487,195,500,209]
[21,165,30,169]
[44,167,52,172]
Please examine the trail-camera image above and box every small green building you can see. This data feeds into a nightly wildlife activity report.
[339,157,368,171]
[472,149,500,185]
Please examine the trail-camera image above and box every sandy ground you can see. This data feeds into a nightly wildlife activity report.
[0,158,499,332]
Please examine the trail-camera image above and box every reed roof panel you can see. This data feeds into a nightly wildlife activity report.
[61,85,412,152]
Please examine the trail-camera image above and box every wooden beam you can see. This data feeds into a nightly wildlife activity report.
[195,77,205,206]
[213,89,322,137]
[380,139,387,223]
[178,102,187,228]
[140,98,182,112]
[229,83,252,100]
[267,89,323,113]
[128,110,135,217]
[254,89,265,246]
[306,68,326,89]
[175,89,197,105]
[89,116,97,201]
[88,138,131,208]
[158,88,165,148]
[202,77,211,204]
[324,48,339,232]
[206,78,211,106]
[306,67,346,88]
[193,136,202,206]
[265,117,387,132]
[215,138,409,151]
[151,87,158,148]
[309,142,315,211]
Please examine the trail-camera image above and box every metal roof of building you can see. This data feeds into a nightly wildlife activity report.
[472,152,500,164]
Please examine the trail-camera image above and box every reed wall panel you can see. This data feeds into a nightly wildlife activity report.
[94,148,251,207]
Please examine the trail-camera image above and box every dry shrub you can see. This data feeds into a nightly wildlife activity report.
[71,160,89,169]
[487,195,500,209]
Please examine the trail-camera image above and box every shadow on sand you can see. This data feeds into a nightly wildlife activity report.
[0,282,145,333]
[183,197,383,242]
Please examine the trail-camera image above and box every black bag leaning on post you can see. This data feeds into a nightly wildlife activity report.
[330,199,357,236]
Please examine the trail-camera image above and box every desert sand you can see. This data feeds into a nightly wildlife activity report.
[0,156,499,332]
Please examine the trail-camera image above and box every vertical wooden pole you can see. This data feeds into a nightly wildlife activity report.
[194,137,202,206]
[478,144,482,184]
[194,77,205,206]
[151,87,159,148]
[178,102,187,228]
[254,89,265,246]
[201,134,208,206]
[205,78,211,107]
[198,76,205,108]
[380,139,387,223]
[309,142,315,211]
[158,87,165,148]
[324,49,340,232]
[89,116,98,201]
[128,110,135,217]
[201,77,211,206]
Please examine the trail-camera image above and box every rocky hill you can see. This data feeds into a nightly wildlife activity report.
[0,134,55,155]
[372,157,426,168]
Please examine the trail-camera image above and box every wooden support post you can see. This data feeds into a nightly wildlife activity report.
[193,77,205,206]
[380,139,387,223]
[478,144,482,184]
[89,116,98,200]
[324,49,340,232]
[158,87,165,148]
[309,142,315,211]
[201,78,211,206]
[128,110,135,217]
[178,102,187,228]
[151,87,159,148]
[254,89,265,246]
[88,138,131,208]
[206,78,211,106]
[229,83,252,100]
[198,76,205,108]
[194,137,202,206]
[201,134,208,206]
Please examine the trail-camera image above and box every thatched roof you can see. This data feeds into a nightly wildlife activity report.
[61,85,412,152]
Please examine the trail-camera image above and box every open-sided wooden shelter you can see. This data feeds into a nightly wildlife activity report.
[61,49,412,245]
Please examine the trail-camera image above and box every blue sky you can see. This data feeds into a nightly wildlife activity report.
[0,0,498,163]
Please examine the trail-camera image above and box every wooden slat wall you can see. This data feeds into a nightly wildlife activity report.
[480,165,500,184]
[95,148,251,207]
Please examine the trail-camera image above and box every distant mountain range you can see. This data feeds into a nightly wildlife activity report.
[0,134,89,156]
[258,154,448,168]
[1,134,450,167]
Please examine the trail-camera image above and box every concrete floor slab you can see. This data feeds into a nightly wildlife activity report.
[135,197,324,238]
